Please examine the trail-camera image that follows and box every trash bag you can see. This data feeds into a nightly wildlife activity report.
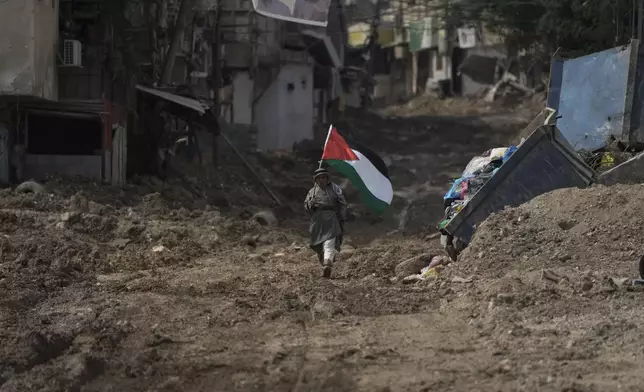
[443,177,471,200]
[462,156,492,177]
[502,145,518,162]
[489,147,508,161]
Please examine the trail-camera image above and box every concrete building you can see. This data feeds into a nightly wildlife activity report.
[218,0,345,151]
[343,0,451,105]
[452,25,506,96]
[0,0,126,185]
[0,0,59,99]
[0,0,347,185]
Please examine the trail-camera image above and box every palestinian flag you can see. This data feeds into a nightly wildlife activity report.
[321,125,393,214]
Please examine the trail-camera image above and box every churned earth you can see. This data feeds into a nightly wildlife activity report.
[3,97,640,392]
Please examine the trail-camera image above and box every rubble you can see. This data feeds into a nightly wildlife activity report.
[15,180,46,195]
[5,102,644,391]
[394,253,434,279]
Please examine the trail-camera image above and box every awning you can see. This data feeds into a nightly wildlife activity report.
[135,85,209,114]
[301,29,342,68]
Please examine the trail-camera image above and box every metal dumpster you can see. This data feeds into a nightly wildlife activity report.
[443,124,595,245]
[548,40,644,151]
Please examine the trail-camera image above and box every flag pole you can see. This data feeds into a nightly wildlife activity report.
[320,124,334,169]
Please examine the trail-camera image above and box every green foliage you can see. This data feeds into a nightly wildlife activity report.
[455,0,636,56]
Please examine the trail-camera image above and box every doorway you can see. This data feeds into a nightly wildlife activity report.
[451,47,465,95]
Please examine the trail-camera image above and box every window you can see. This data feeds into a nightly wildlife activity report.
[27,113,102,155]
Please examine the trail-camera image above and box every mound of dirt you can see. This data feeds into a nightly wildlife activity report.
[435,184,644,317]
[460,184,643,278]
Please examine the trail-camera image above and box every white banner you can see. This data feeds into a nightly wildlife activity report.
[457,27,477,49]
[252,0,331,26]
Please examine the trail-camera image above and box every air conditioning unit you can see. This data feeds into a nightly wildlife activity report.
[62,39,82,66]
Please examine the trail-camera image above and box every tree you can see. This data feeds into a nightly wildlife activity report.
[455,0,636,56]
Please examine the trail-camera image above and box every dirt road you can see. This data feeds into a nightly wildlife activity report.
[3,98,639,392]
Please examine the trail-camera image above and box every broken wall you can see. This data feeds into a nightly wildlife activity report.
[460,45,505,96]
[255,63,314,150]
[34,0,59,100]
[0,0,36,96]
[0,0,58,99]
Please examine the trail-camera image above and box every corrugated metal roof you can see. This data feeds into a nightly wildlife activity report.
[135,85,208,114]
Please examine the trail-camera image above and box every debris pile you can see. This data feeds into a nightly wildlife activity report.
[437,145,518,232]
[458,184,644,285]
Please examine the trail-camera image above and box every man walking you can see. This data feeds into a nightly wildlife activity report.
[304,167,347,278]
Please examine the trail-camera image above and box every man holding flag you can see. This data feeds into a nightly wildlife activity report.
[304,125,393,278]
[304,167,346,278]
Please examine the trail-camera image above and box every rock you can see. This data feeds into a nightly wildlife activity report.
[248,254,265,263]
[143,193,168,213]
[394,254,434,279]
[60,212,81,224]
[158,376,182,391]
[581,279,593,291]
[496,293,514,304]
[69,192,90,213]
[541,269,564,284]
[242,235,258,247]
[558,253,572,262]
[116,221,145,239]
[251,210,278,226]
[64,353,102,384]
[88,201,105,215]
[451,275,473,283]
[312,301,342,318]
[152,245,168,253]
[110,238,131,249]
[15,181,45,195]
[402,275,423,284]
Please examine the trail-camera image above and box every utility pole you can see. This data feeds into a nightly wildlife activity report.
[161,0,193,85]
[210,4,222,166]
[639,0,643,41]
[362,0,382,108]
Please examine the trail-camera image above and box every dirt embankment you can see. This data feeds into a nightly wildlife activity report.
[18,100,638,392]
[412,184,644,391]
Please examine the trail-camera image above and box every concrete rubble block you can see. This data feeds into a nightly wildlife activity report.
[142,193,168,213]
[15,181,45,195]
[69,191,90,213]
[394,254,434,279]
[251,210,278,226]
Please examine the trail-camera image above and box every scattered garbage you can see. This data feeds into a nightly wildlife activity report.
[400,256,447,283]
[402,264,442,284]
[438,144,518,232]
[437,125,594,259]
[152,245,168,253]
